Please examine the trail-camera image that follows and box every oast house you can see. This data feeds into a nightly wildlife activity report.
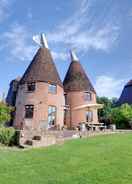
[6,34,102,130]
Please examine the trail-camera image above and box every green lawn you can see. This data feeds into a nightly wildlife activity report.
[0,133,132,184]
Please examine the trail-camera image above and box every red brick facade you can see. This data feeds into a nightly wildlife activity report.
[14,82,65,129]
[64,91,99,128]
[12,46,101,129]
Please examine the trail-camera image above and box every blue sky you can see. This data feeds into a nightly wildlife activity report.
[0,0,132,99]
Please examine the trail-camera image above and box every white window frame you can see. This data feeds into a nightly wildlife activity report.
[48,84,57,94]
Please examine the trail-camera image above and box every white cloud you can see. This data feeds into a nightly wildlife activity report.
[47,0,120,53]
[0,23,67,62]
[52,51,67,61]
[0,0,120,63]
[1,23,36,61]
[0,0,11,23]
[95,75,127,98]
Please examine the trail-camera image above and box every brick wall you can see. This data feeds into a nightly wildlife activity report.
[65,91,99,127]
[14,82,65,129]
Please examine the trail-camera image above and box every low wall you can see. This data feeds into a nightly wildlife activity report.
[18,129,132,148]
[19,129,64,148]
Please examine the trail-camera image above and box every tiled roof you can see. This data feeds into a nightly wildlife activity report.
[117,80,132,105]
[20,48,63,87]
[63,60,95,93]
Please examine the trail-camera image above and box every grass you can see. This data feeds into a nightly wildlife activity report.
[0,133,132,184]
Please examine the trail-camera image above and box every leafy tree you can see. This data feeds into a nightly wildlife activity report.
[0,102,12,126]
[97,96,116,125]
[110,104,132,129]
[97,96,132,128]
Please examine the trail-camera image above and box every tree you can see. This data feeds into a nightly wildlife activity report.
[0,102,12,126]
[97,97,132,129]
[97,96,116,125]
[110,104,132,129]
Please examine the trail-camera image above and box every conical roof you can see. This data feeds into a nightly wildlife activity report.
[63,51,95,93]
[117,80,132,105]
[20,48,63,87]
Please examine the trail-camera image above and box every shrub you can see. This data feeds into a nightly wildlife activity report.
[0,127,17,146]
[110,104,132,129]
[0,102,13,126]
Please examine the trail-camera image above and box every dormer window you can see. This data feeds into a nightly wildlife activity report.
[48,84,57,94]
[84,92,92,101]
[27,82,35,92]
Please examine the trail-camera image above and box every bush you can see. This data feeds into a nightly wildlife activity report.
[0,102,13,126]
[0,127,17,146]
[110,104,132,129]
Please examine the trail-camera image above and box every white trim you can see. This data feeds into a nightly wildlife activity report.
[73,103,103,110]
[70,50,79,61]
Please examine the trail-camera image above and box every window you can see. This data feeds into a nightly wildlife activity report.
[27,82,35,92]
[84,92,92,101]
[48,84,57,94]
[25,105,34,118]
[86,111,93,122]
[48,106,56,126]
